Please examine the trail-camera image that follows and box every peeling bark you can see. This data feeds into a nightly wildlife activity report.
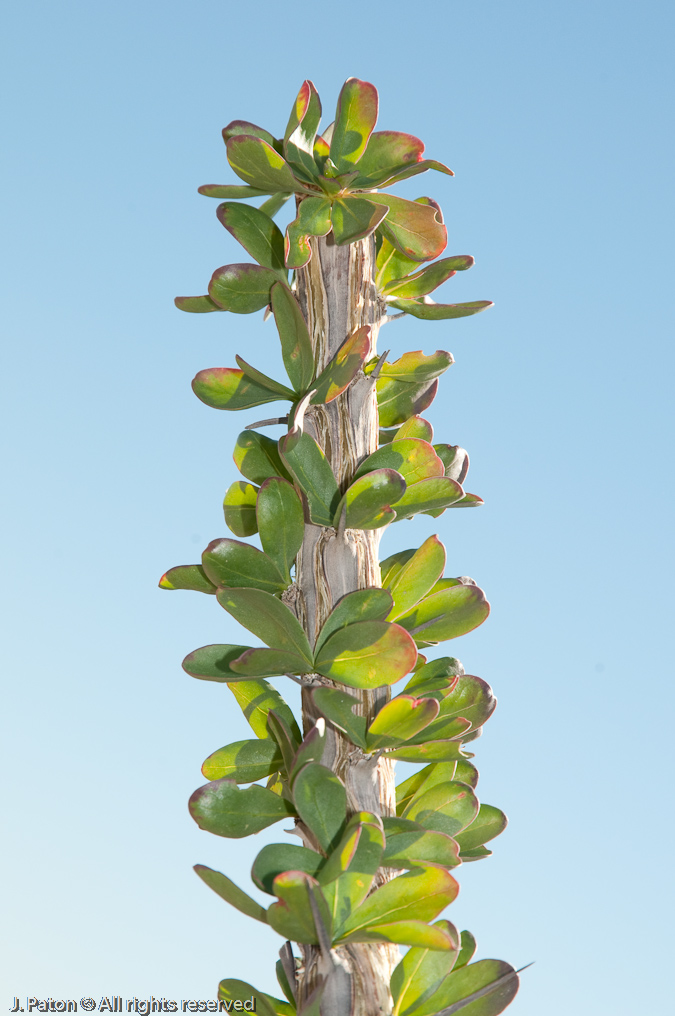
[290,233,399,1014]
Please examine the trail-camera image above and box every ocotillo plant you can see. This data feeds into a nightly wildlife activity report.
[162,78,520,1016]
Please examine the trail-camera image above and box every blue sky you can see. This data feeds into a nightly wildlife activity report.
[2,1,673,1013]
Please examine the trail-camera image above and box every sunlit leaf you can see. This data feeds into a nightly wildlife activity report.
[393,477,465,521]
[403,781,479,837]
[389,298,493,321]
[337,866,459,939]
[311,326,372,405]
[396,583,490,643]
[331,197,389,245]
[329,78,378,173]
[385,535,446,620]
[222,120,278,147]
[227,678,301,742]
[174,294,222,313]
[159,564,216,594]
[395,416,434,442]
[366,696,439,750]
[218,981,277,1016]
[367,194,446,262]
[455,804,508,853]
[378,350,454,383]
[336,468,406,531]
[383,256,474,299]
[227,135,298,193]
[201,738,283,783]
[382,821,461,870]
[391,919,460,1016]
[354,439,444,488]
[199,184,270,199]
[315,620,417,689]
[404,959,519,1016]
[315,589,393,653]
[377,376,439,428]
[434,444,470,484]
[223,480,259,537]
[455,930,477,969]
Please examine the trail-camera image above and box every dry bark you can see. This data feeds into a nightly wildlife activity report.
[287,232,399,1015]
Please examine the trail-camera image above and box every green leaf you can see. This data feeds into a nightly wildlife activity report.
[389,298,493,321]
[193,864,268,924]
[367,158,454,189]
[403,780,479,837]
[395,416,434,442]
[396,583,490,643]
[218,981,277,1016]
[268,871,332,945]
[279,428,340,528]
[290,720,327,783]
[158,564,216,594]
[344,920,458,951]
[323,818,385,932]
[256,478,304,583]
[331,197,389,245]
[378,350,454,384]
[227,678,301,742]
[285,196,332,269]
[336,469,406,531]
[455,930,477,969]
[329,77,378,173]
[267,709,301,776]
[403,656,464,694]
[377,377,439,428]
[391,919,460,1016]
[354,439,444,487]
[209,263,282,314]
[233,430,292,485]
[182,644,254,683]
[314,620,417,689]
[376,234,423,289]
[199,183,271,199]
[396,764,456,814]
[217,202,286,272]
[315,588,393,654]
[393,477,465,521]
[192,367,282,411]
[311,688,367,749]
[404,959,519,1016]
[202,538,287,593]
[284,80,322,179]
[174,294,222,313]
[318,811,381,884]
[380,548,416,588]
[354,130,425,185]
[455,804,508,853]
[311,325,372,405]
[216,587,313,663]
[271,282,315,392]
[259,192,292,218]
[201,738,283,783]
[227,135,298,193]
[252,842,323,894]
[381,818,461,870]
[223,480,259,537]
[383,256,474,299]
[222,119,278,147]
[387,740,469,763]
[235,355,296,398]
[366,696,439,751]
[292,763,347,852]
[229,648,310,679]
[367,194,446,262]
[189,778,293,838]
[386,535,446,620]
[337,866,459,938]
[425,675,496,738]
[434,444,470,484]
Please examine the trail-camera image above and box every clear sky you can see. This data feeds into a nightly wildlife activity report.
[2,1,673,1013]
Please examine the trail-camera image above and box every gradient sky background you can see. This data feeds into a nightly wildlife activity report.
[2,1,673,1013]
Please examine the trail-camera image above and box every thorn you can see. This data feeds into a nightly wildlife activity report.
[263,305,272,322]
[516,962,535,973]
[381,312,406,324]
[370,350,389,380]
[292,390,315,433]
[245,416,288,430]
